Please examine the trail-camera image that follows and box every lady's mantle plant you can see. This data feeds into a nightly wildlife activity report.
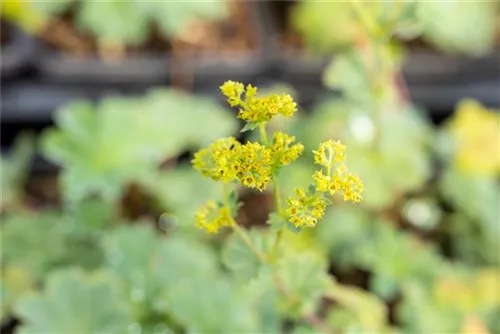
[193,80,364,234]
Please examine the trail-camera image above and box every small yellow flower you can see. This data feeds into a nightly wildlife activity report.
[313,139,346,168]
[233,141,273,191]
[286,188,327,228]
[192,137,241,182]
[220,81,245,107]
[220,80,297,124]
[341,173,364,203]
[311,140,363,202]
[195,201,234,234]
[312,170,330,192]
[271,132,304,169]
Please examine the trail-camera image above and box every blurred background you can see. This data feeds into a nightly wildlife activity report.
[1,1,499,334]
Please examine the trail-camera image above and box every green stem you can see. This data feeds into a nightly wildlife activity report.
[259,123,269,146]
[231,223,267,262]
[350,0,383,39]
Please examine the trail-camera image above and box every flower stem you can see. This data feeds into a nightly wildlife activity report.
[231,223,267,263]
[259,123,269,146]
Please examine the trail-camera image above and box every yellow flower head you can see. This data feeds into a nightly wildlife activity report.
[313,139,346,168]
[311,140,363,202]
[192,137,241,182]
[270,132,304,168]
[220,81,297,123]
[286,188,327,228]
[195,201,233,234]
[341,173,364,203]
[233,142,273,191]
[220,81,245,107]
[448,99,500,176]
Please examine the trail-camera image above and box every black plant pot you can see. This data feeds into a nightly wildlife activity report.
[1,23,35,78]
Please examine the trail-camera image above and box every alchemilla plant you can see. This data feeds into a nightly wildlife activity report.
[193,80,363,238]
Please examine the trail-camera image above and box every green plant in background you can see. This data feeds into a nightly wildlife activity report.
[0,134,34,211]
[292,0,499,56]
[41,88,236,203]
[1,0,500,332]
[0,85,395,334]
[437,100,500,266]
[2,0,228,51]
[286,0,500,332]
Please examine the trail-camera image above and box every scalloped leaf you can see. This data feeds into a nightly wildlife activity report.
[14,269,132,334]
[135,1,228,38]
[417,1,497,55]
[76,0,150,45]
[222,229,273,280]
[42,89,236,203]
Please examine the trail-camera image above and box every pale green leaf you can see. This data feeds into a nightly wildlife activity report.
[417,1,498,55]
[77,0,150,45]
[14,269,132,334]
[222,229,273,280]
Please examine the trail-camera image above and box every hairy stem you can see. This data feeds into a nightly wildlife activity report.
[259,123,269,146]
[231,224,268,263]
[231,221,335,334]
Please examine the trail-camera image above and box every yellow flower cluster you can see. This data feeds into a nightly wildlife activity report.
[220,81,297,123]
[192,137,241,182]
[448,100,500,176]
[193,133,304,192]
[195,201,233,234]
[270,132,304,168]
[312,140,363,203]
[286,188,327,228]
[235,142,273,191]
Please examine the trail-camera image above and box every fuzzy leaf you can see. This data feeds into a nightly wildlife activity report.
[222,229,272,280]
[277,252,329,317]
[136,1,228,38]
[77,0,150,45]
[14,269,131,334]
[417,1,497,55]
[42,90,236,203]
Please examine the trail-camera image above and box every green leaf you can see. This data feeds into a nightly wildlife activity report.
[356,224,443,300]
[241,122,259,133]
[315,206,374,268]
[69,198,118,231]
[0,264,36,322]
[145,88,238,149]
[277,252,329,317]
[155,232,258,332]
[76,0,150,45]
[439,166,500,265]
[417,1,498,55]
[166,276,258,333]
[42,89,236,203]
[143,165,224,229]
[323,51,371,103]
[155,232,219,286]
[1,211,104,281]
[326,280,389,333]
[267,212,286,232]
[32,0,72,17]
[135,1,228,38]
[14,269,132,334]
[103,225,159,279]
[222,229,272,280]
[290,2,361,53]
